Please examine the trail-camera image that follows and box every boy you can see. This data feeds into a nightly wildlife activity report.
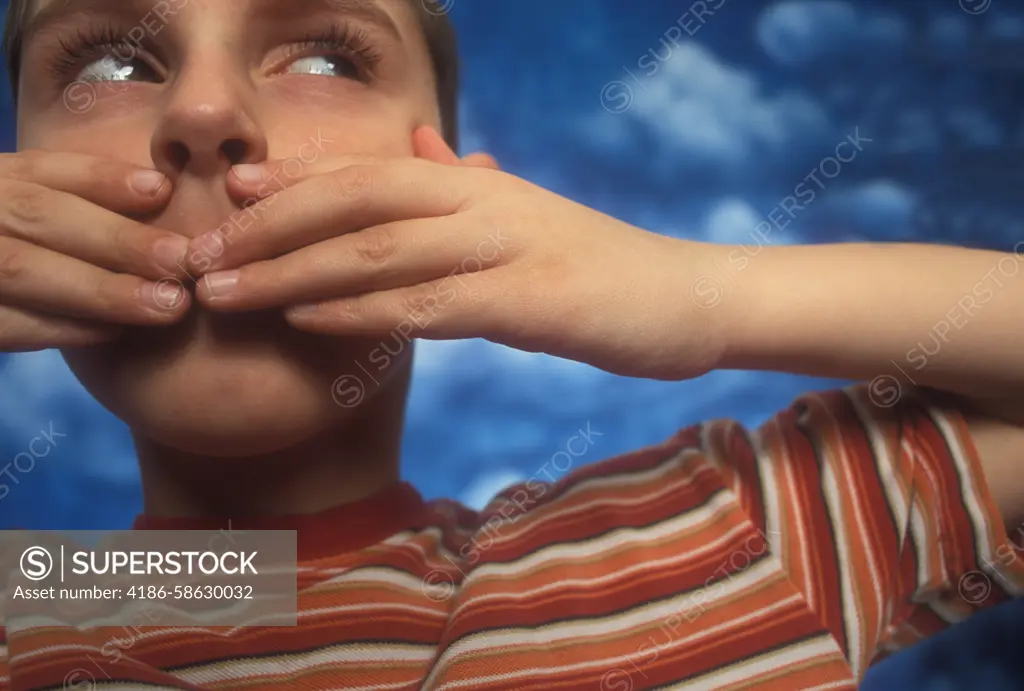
[0,0,1022,688]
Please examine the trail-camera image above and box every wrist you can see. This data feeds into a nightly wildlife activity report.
[656,237,734,379]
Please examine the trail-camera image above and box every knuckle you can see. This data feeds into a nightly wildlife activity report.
[396,283,434,319]
[326,165,376,210]
[93,272,132,313]
[327,296,370,325]
[110,223,149,270]
[8,150,42,181]
[0,246,27,284]
[351,226,397,266]
[5,184,49,232]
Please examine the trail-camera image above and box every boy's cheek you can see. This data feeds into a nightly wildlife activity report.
[18,121,156,167]
[265,108,419,161]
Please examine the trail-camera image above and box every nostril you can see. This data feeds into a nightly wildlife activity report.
[167,141,190,170]
[221,139,249,165]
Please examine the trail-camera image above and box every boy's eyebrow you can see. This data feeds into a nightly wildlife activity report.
[22,0,404,48]
[22,0,150,47]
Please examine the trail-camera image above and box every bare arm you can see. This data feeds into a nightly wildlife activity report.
[698,241,1024,526]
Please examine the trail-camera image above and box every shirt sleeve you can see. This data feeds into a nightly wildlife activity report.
[701,383,1024,677]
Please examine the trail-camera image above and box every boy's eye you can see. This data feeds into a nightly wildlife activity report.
[76,55,160,83]
[283,55,360,80]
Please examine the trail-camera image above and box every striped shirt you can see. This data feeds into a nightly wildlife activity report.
[1,384,1022,690]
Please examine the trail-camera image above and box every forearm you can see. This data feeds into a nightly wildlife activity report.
[699,241,1024,404]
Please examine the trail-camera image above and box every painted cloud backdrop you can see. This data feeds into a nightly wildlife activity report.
[1,0,1023,688]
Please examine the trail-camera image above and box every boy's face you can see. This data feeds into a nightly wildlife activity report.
[15,0,440,456]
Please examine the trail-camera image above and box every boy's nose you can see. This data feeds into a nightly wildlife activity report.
[150,73,268,179]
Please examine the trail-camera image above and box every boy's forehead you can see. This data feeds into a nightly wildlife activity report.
[26,0,422,42]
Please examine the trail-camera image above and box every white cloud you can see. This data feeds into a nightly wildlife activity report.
[594,42,828,170]
[413,338,611,399]
[702,198,801,245]
[822,179,917,236]
[457,99,488,155]
[756,0,907,67]
[459,468,525,510]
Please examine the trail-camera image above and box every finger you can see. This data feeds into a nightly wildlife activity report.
[0,179,192,281]
[462,152,500,170]
[224,152,382,203]
[0,304,121,352]
[283,270,505,341]
[412,126,500,170]
[0,150,171,214]
[190,159,470,273]
[0,237,191,324]
[194,216,509,310]
[412,125,462,165]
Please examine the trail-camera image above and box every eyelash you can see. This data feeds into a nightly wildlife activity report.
[48,24,144,81]
[282,24,383,82]
[45,22,383,84]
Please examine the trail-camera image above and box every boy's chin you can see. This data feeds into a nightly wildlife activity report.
[127,404,332,458]
[61,311,405,458]
[70,355,344,458]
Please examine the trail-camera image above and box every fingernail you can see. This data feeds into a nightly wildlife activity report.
[204,271,240,299]
[288,304,319,318]
[130,170,167,196]
[232,164,264,185]
[152,237,189,273]
[142,279,186,312]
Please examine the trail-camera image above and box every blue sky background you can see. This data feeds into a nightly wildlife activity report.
[1,0,1024,688]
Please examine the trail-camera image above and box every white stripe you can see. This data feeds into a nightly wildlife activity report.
[7,561,442,654]
[825,396,887,664]
[909,440,951,587]
[819,431,862,674]
[172,644,433,686]
[303,562,450,597]
[753,418,809,609]
[374,449,718,598]
[66,685,183,691]
[467,470,726,582]
[850,391,926,590]
[6,594,298,632]
[12,641,435,685]
[932,408,1024,597]
[673,635,846,690]
[429,595,828,690]
[389,449,714,572]
[449,518,771,620]
[423,555,784,689]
